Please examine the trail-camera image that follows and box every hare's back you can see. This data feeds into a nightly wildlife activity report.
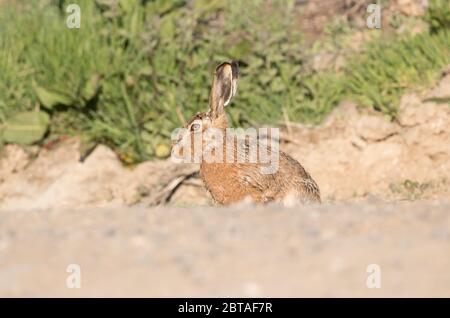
[276,152,321,203]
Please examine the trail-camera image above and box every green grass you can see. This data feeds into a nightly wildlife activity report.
[0,0,449,162]
[343,29,450,117]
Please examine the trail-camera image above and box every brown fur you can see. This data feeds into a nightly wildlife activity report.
[174,61,321,205]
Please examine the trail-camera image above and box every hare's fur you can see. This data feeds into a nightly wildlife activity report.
[175,61,320,205]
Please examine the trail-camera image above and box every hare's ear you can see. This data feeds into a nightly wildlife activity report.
[209,61,239,118]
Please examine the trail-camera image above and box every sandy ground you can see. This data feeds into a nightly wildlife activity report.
[1,200,450,297]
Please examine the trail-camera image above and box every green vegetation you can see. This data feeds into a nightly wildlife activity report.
[389,178,448,200]
[342,29,450,117]
[425,0,450,33]
[0,0,449,162]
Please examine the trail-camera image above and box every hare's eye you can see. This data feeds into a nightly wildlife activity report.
[190,123,201,132]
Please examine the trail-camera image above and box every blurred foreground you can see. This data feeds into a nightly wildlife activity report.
[0,201,449,297]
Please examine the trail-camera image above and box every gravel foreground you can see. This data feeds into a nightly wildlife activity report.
[0,200,449,297]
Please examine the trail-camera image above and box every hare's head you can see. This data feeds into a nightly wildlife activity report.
[172,61,239,161]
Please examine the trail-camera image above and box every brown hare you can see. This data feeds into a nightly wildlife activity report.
[172,61,320,205]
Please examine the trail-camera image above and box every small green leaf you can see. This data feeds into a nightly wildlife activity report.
[119,0,138,13]
[270,77,285,92]
[33,83,74,109]
[228,39,252,60]
[159,16,176,40]
[3,111,50,145]
[81,74,101,101]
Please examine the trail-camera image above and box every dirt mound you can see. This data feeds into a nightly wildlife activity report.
[285,93,450,202]
[1,72,449,209]
[0,140,195,209]
[296,69,450,201]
